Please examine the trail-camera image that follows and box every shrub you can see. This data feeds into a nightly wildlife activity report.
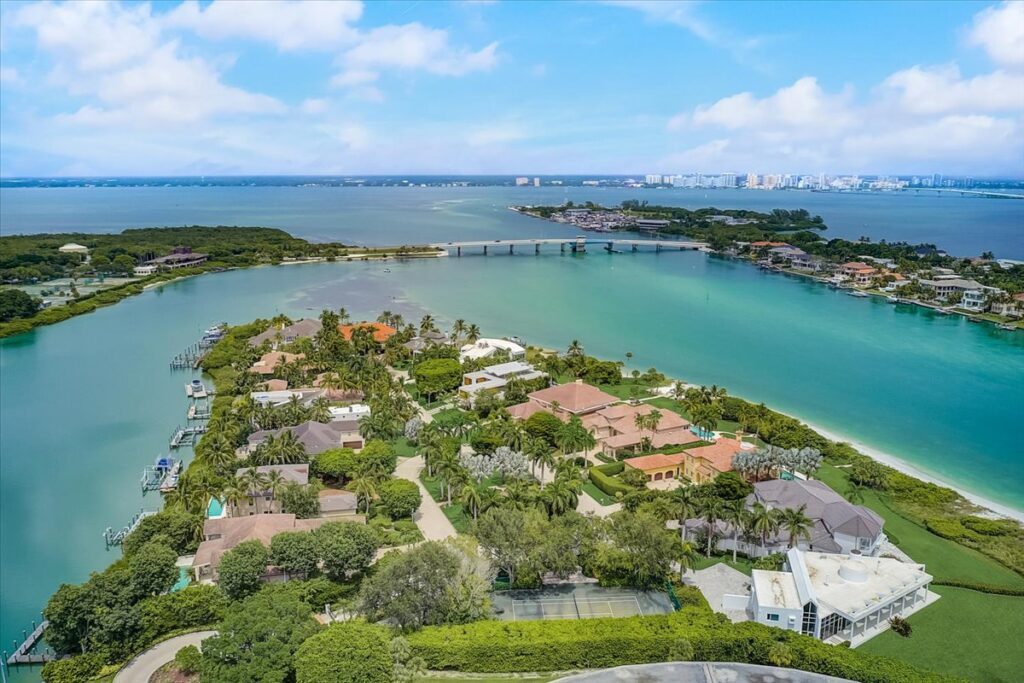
[412,358,462,400]
[589,461,632,497]
[889,616,912,638]
[960,515,1018,536]
[378,479,422,519]
[41,652,105,683]
[217,540,269,600]
[925,517,975,541]
[768,641,794,666]
[295,622,393,683]
[174,644,203,674]
[137,585,228,644]
[314,448,359,483]
[406,610,957,682]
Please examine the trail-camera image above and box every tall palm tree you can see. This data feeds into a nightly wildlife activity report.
[221,480,249,516]
[721,499,749,563]
[240,467,269,514]
[264,469,286,511]
[352,475,376,513]
[466,324,481,343]
[678,540,700,581]
[698,497,723,557]
[670,380,687,401]
[566,339,584,357]
[748,502,780,555]
[541,478,579,516]
[672,486,699,543]
[459,484,483,519]
[779,504,814,549]
[337,307,350,324]
[309,397,331,423]
[535,450,556,485]
[419,315,436,335]
[451,319,466,341]
[504,479,536,510]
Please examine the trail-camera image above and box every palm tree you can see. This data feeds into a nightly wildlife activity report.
[240,467,269,514]
[264,469,286,511]
[419,315,436,335]
[670,380,687,401]
[566,339,584,357]
[748,502,780,555]
[466,324,481,343]
[721,499,749,562]
[698,497,723,557]
[352,475,376,514]
[845,482,866,504]
[309,397,331,423]
[672,486,699,543]
[541,478,579,516]
[504,479,536,510]
[779,504,814,548]
[677,540,699,581]
[451,319,466,341]
[691,403,720,440]
[535,450,556,485]
[337,307,350,324]
[221,480,248,516]
[459,484,483,519]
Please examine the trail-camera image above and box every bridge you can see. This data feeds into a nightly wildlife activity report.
[900,188,1024,199]
[429,236,707,256]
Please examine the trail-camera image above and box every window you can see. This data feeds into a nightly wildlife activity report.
[767,613,780,622]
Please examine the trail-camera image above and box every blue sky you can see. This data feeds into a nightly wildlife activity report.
[1,0,1022,176]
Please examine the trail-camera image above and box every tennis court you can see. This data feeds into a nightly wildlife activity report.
[492,584,675,621]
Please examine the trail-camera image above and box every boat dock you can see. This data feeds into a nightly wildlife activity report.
[4,619,58,667]
[169,344,204,370]
[169,424,206,448]
[187,400,212,420]
[141,456,181,494]
[103,509,157,549]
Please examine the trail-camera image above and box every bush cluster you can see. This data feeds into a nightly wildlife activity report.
[406,609,961,682]
[589,461,632,497]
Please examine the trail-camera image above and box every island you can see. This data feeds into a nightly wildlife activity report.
[30,309,1023,683]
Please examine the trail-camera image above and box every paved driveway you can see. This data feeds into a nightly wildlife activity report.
[114,630,216,683]
[395,455,457,541]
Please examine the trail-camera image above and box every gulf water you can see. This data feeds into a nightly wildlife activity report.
[1,186,1022,679]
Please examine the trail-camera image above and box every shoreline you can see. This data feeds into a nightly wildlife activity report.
[794,417,1024,523]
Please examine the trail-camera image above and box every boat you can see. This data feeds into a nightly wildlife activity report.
[997,323,1017,331]
[886,295,900,303]
[847,290,869,298]
[935,308,951,315]
[967,317,984,324]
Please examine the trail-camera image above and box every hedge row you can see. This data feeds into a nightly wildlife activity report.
[931,580,1024,596]
[589,462,632,497]
[406,609,961,683]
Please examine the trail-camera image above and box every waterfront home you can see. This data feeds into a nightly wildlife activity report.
[249,388,322,408]
[248,318,323,348]
[338,321,397,343]
[191,514,332,583]
[747,547,937,646]
[250,351,305,375]
[230,464,310,516]
[991,292,1024,318]
[144,246,208,270]
[458,360,547,404]
[918,278,1003,310]
[838,262,877,285]
[882,275,910,292]
[688,479,885,558]
[459,337,527,362]
[623,437,743,485]
[403,329,450,354]
[327,404,371,421]
[790,253,823,272]
[507,380,618,419]
[247,419,364,455]
[583,403,698,458]
[133,265,158,276]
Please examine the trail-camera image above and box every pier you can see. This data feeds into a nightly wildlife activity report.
[169,424,206,448]
[4,619,59,668]
[188,400,212,420]
[429,236,706,257]
[141,456,181,494]
[169,344,204,370]
[103,509,157,549]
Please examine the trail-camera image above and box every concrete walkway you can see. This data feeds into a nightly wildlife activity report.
[576,490,621,517]
[114,630,216,683]
[395,455,457,541]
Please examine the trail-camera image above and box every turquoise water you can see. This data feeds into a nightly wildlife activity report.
[1,187,1023,680]
[171,567,190,593]
[2,185,1023,258]
[206,497,225,518]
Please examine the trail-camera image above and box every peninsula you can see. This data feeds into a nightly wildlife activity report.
[28,309,1023,683]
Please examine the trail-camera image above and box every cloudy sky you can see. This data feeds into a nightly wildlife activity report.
[1,0,1022,176]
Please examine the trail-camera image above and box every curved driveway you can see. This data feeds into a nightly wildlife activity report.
[114,630,217,683]
[395,455,457,541]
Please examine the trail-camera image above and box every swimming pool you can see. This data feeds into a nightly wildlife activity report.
[171,566,190,592]
[206,497,225,518]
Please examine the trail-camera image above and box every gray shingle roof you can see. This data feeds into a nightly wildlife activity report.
[752,479,884,540]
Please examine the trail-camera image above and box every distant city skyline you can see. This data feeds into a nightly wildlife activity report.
[1,1,1022,177]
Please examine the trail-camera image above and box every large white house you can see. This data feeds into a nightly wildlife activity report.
[748,548,938,646]
[458,361,546,404]
[459,338,526,362]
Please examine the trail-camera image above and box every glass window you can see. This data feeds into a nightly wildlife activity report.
[767,613,780,622]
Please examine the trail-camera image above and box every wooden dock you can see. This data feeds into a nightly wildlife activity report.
[5,620,59,667]
[170,343,204,370]
[103,509,157,548]
[169,424,206,448]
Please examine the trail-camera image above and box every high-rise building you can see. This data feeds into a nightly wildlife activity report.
[645,174,663,185]
[533,177,540,187]
[746,173,759,189]
[721,173,736,188]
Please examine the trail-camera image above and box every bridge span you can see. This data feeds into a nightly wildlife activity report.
[899,188,1024,199]
[429,236,707,256]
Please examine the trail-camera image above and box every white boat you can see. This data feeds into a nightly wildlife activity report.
[997,323,1017,331]
[886,295,900,303]
[847,290,868,298]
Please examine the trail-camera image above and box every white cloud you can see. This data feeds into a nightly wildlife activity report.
[299,98,329,115]
[881,64,1024,114]
[14,1,284,127]
[334,22,498,87]
[967,1,1024,69]
[165,0,363,51]
[466,124,529,146]
[690,77,857,134]
[319,123,372,150]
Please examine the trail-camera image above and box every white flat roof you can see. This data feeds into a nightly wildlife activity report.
[751,570,802,610]
[799,550,931,619]
[484,360,534,376]
[459,338,526,360]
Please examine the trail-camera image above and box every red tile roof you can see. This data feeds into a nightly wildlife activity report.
[526,381,618,414]
[685,438,744,474]
[338,322,397,342]
[624,453,685,471]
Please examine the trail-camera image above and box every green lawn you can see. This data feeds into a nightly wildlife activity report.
[646,397,742,433]
[598,381,657,400]
[432,408,468,424]
[691,553,755,576]
[581,481,616,506]
[860,587,1024,683]
[392,437,417,457]
[816,464,1024,589]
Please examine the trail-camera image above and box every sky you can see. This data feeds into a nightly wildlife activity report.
[1,0,1022,177]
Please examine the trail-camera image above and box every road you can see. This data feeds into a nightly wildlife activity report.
[394,455,457,541]
[113,630,217,683]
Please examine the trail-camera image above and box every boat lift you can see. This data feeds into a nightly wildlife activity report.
[141,455,181,494]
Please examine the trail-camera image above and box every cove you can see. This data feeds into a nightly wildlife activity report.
[1,252,1023,679]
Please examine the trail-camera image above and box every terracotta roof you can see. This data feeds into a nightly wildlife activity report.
[338,322,397,342]
[263,379,289,391]
[685,437,744,474]
[623,453,685,471]
[248,319,323,347]
[250,351,305,375]
[194,514,328,570]
[750,241,790,248]
[526,381,618,414]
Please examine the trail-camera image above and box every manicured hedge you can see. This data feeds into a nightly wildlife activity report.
[931,579,1024,596]
[589,461,632,497]
[406,609,961,683]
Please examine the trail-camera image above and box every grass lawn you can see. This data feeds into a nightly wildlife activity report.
[598,381,656,400]
[581,481,616,506]
[432,407,467,423]
[816,464,1024,589]
[392,437,417,457]
[691,553,755,576]
[646,397,742,433]
[860,587,1024,683]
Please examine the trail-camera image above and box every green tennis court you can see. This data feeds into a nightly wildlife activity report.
[492,585,675,621]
